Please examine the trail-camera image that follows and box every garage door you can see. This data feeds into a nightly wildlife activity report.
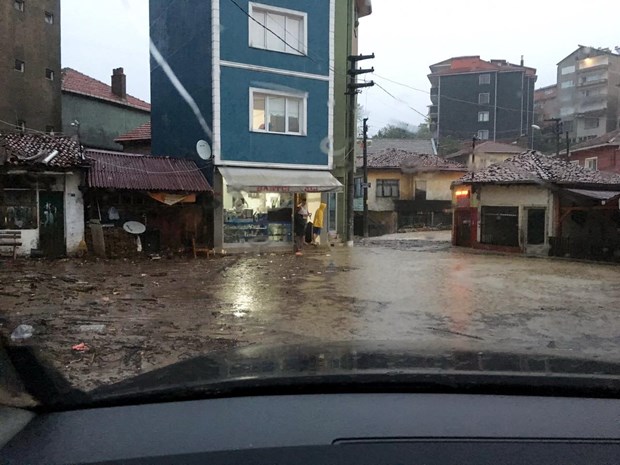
[480,206,519,247]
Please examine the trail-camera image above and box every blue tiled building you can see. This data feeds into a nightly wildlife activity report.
[150,0,340,251]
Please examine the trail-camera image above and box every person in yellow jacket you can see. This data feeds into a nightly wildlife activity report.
[312,202,327,245]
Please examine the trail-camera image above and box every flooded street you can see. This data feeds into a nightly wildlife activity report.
[1,240,619,390]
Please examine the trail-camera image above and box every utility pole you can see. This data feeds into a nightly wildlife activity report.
[545,117,562,157]
[362,117,369,238]
[346,53,374,246]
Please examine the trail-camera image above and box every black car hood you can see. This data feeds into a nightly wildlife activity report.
[4,340,620,410]
[85,341,620,407]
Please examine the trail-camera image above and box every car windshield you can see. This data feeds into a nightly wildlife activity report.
[1,0,619,406]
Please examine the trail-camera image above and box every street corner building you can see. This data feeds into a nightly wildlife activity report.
[451,151,620,261]
[149,0,343,253]
[0,132,86,258]
[355,140,467,236]
[84,150,212,258]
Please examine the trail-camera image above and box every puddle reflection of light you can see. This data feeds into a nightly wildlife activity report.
[231,282,257,318]
[448,260,473,333]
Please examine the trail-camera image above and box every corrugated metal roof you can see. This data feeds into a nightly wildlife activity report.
[564,188,620,201]
[86,149,211,192]
[0,133,83,168]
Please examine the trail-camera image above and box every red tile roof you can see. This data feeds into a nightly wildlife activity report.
[114,122,151,142]
[429,56,536,77]
[85,149,211,192]
[0,133,83,168]
[61,68,151,112]
[455,151,620,186]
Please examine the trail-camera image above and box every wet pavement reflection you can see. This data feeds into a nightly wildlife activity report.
[1,241,619,390]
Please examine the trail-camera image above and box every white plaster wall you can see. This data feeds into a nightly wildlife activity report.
[477,184,555,254]
[64,173,84,255]
[0,229,38,257]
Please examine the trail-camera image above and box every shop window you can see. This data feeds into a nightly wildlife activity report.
[376,179,400,198]
[223,182,295,244]
[480,206,519,247]
[249,2,307,55]
[251,89,306,135]
[0,189,37,230]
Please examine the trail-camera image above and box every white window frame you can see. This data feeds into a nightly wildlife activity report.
[479,74,491,85]
[477,130,489,140]
[45,68,54,81]
[478,111,490,122]
[14,59,24,73]
[478,93,490,104]
[248,2,308,56]
[44,11,54,24]
[561,65,575,75]
[249,87,307,136]
[585,157,598,170]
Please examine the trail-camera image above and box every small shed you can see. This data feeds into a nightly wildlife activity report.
[451,151,620,260]
[0,132,86,257]
[84,150,212,256]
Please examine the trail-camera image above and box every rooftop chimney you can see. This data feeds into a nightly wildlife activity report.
[520,55,524,66]
[111,67,126,99]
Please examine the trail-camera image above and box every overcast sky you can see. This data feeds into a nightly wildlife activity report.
[62,0,619,135]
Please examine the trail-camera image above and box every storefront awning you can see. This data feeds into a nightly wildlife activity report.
[564,188,620,202]
[219,167,342,193]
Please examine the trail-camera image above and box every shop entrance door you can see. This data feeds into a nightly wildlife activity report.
[39,191,65,257]
[454,209,473,247]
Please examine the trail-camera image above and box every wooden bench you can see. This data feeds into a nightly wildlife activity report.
[192,237,214,259]
[0,231,22,259]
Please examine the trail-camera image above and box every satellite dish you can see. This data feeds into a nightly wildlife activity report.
[123,221,146,235]
[196,140,212,160]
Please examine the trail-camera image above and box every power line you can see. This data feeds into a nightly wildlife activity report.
[0,119,69,137]
[372,72,541,115]
[372,82,429,119]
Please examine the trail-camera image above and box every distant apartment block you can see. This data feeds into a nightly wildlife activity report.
[533,84,557,126]
[428,56,537,148]
[556,45,620,144]
[0,0,61,133]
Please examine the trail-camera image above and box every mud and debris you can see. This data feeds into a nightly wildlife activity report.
[1,238,619,392]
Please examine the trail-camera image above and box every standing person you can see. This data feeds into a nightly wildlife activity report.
[294,196,310,255]
[312,202,327,245]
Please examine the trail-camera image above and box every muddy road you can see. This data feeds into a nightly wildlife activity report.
[1,242,619,391]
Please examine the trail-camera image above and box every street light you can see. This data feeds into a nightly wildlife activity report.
[530,124,541,151]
